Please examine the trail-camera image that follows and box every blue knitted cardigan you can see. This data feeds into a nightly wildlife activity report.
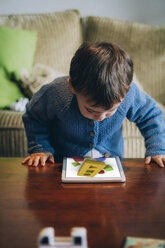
[23,76,165,159]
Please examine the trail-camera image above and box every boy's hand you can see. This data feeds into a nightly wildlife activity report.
[22,152,54,167]
[145,155,165,168]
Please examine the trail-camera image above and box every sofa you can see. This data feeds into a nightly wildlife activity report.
[0,9,165,158]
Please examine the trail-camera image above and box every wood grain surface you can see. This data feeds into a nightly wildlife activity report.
[0,158,165,248]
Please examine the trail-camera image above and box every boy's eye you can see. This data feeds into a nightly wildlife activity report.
[86,108,94,113]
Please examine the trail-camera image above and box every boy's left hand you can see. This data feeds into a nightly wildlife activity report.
[145,155,165,168]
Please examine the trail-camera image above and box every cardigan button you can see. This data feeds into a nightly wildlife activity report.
[89,142,94,148]
[89,120,94,127]
[104,152,110,158]
[89,131,95,137]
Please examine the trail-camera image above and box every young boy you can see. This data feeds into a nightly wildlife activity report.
[22,42,165,167]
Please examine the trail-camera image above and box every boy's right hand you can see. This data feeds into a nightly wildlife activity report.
[22,152,54,167]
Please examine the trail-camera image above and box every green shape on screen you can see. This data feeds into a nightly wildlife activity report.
[72,162,81,167]
[104,165,113,171]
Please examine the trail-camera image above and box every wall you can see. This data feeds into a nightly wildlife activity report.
[0,0,165,26]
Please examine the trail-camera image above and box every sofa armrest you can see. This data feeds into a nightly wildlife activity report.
[0,110,28,157]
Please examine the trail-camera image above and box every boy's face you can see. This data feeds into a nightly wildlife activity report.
[76,93,121,122]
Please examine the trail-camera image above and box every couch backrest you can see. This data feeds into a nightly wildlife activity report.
[0,9,83,75]
[84,16,165,105]
[0,10,164,105]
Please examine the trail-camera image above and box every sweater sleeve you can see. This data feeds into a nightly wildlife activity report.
[126,84,165,157]
[22,84,57,155]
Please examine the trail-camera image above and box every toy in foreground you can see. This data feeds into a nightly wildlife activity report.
[38,227,88,248]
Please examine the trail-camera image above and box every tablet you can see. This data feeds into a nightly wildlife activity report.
[61,157,125,183]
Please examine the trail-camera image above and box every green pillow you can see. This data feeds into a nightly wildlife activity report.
[0,26,37,81]
[0,67,24,108]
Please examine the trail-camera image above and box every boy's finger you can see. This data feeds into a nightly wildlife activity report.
[33,156,40,167]
[153,157,164,168]
[162,157,165,163]
[40,156,46,166]
[145,156,151,164]
[49,155,55,163]
[28,158,34,166]
[22,156,31,164]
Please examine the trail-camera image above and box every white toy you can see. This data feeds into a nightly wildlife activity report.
[38,227,88,248]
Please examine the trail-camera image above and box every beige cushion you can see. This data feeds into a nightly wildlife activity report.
[84,16,165,105]
[20,63,65,98]
[0,9,83,75]
[133,73,165,115]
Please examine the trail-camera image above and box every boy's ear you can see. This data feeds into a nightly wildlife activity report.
[67,78,77,94]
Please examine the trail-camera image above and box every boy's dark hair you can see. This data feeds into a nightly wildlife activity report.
[69,42,134,109]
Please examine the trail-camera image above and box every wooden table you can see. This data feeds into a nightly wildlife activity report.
[0,158,165,248]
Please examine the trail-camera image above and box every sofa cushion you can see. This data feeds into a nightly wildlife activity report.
[20,63,65,98]
[0,10,83,75]
[84,16,165,106]
[0,26,37,81]
[0,67,24,108]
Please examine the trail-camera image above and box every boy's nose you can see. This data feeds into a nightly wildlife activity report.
[94,114,106,121]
